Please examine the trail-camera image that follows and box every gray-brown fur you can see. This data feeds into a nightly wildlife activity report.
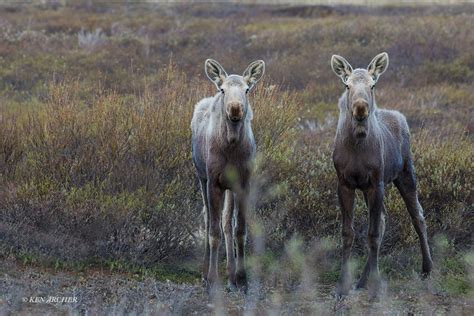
[330,53,433,297]
[191,59,265,293]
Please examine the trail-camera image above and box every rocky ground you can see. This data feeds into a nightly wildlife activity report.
[1,258,473,315]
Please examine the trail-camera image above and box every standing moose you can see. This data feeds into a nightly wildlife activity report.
[191,59,265,293]
[330,53,433,296]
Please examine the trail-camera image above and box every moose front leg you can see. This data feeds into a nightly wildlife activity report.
[362,182,385,296]
[206,180,224,293]
[357,192,386,289]
[222,190,236,290]
[234,189,249,292]
[337,183,355,296]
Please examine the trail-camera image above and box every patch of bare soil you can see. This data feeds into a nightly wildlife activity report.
[1,259,472,315]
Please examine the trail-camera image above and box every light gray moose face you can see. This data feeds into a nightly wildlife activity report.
[205,59,265,121]
[331,53,389,136]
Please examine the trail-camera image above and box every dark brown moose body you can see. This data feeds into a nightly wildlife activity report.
[330,53,433,297]
[191,59,265,294]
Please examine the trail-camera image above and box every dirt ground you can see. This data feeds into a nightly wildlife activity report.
[1,258,472,315]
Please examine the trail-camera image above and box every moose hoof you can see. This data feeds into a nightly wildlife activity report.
[356,278,368,290]
[206,284,220,299]
[205,278,220,297]
[368,292,381,302]
[336,278,352,298]
[226,280,237,293]
[236,271,248,293]
[335,285,351,299]
[367,276,383,300]
[334,288,351,302]
[335,289,349,299]
[421,270,431,280]
[421,262,433,279]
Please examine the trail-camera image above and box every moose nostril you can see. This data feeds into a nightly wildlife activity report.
[228,102,243,120]
[353,100,369,120]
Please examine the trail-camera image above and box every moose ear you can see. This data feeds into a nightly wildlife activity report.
[367,52,389,82]
[243,60,265,91]
[331,55,353,84]
[205,59,227,90]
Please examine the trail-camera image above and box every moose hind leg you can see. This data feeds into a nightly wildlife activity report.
[394,168,433,275]
[199,178,210,283]
[223,190,236,289]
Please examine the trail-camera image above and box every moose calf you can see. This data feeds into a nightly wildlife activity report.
[191,59,265,293]
[330,52,433,296]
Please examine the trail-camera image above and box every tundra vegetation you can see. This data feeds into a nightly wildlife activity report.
[0,2,472,314]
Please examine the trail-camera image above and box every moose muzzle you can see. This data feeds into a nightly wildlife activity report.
[227,102,244,122]
[352,99,369,122]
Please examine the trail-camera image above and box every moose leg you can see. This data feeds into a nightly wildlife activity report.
[199,178,210,283]
[364,183,385,296]
[394,167,433,275]
[222,190,236,289]
[357,192,386,289]
[235,190,249,292]
[207,180,224,291]
[337,184,355,296]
